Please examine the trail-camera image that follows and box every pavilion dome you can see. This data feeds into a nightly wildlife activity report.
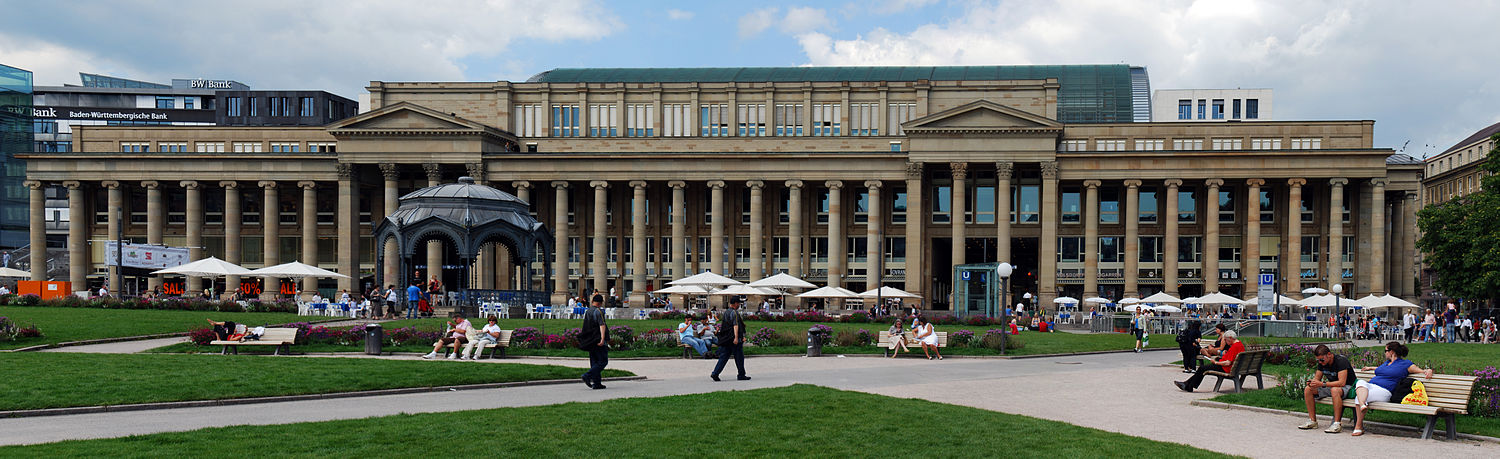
[384,176,538,230]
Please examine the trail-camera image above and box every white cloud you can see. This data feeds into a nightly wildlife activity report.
[739,7,779,38]
[667,9,694,20]
[780,7,833,35]
[0,0,621,98]
[791,0,1500,155]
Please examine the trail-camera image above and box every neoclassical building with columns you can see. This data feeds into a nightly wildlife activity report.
[20,65,1423,311]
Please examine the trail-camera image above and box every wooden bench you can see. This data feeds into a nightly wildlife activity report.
[670,332,716,359]
[1201,349,1268,393]
[877,330,947,357]
[1319,370,1478,440]
[212,327,298,355]
[432,330,514,359]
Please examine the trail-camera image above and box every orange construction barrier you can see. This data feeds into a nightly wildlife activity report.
[17,281,73,300]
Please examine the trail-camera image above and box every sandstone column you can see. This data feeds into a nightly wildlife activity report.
[221,181,241,294]
[708,180,726,274]
[1203,179,1222,293]
[551,181,570,304]
[380,164,400,289]
[903,163,925,300]
[669,181,686,278]
[103,181,122,294]
[865,180,882,291]
[424,165,443,289]
[1369,179,1387,295]
[143,180,164,291]
[1163,179,1181,296]
[1401,192,1418,301]
[996,162,1013,263]
[65,181,87,289]
[299,181,318,296]
[949,163,968,270]
[1123,179,1141,297]
[1083,180,1101,298]
[590,181,609,295]
[336,165,357,292]
[1328,178,1346,291]
[1244,179,1264,296]
[747,180,765,281]
[784,180,803,278]
[1285,179,1306,297]
[630,180,648,304]
[1038,161,1060,306]
[827,180,845,290]
[182,181,202,292]
[511,181,533,289]
[259,181,279,298]
[25,180,44,281]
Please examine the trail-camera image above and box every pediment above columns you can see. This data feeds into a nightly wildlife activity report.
[901,99,1064,135]
[328,102,518,161]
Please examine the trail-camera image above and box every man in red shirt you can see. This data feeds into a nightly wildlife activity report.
[1175,330,1243,392]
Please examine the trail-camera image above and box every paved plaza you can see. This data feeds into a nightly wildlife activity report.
[5,344,1493,456]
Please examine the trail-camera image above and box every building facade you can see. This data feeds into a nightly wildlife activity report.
[1152,89,1272,122]
[0,64,31,256]
[21,65,1421,311]
[1419,121,1499,307]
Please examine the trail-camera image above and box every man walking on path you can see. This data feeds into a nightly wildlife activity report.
[1443,304,1459,343]
[405,281,422,319]
[1402,310,1415,343]
[711,296,751,382]
[579,294,610,389]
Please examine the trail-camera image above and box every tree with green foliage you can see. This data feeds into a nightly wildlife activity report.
[1417,133,1500,304]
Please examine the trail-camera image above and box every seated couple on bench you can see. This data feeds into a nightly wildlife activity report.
[423,315,504,360]
[1299,342,1434,437]
[679,316,717,358]
[1174,330,1242,392]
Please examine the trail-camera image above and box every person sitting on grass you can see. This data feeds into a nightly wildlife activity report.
[886,318,910,357]
[423,314,472,360]
[1345,341,1435,437]
[1298,344,1358,433]
[913,316,942,360]
[1174,330,1243,392]
[461,316,504,360]
[678,315,710,358]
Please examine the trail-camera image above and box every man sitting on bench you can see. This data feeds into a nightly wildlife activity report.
[1298,344,1357,433]
[1174,330,1242,392]
[678,315,710,358]
[461,316,503,360]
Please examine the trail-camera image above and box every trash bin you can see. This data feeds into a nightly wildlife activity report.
[365,323,383,355]
[807,327,823,357]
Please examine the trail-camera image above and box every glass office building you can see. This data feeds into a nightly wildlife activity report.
[0,64,32,249]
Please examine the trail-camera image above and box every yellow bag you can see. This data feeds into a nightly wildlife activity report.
[1401,380,1429,406]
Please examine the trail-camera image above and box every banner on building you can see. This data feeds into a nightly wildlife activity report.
[104,242,191,270]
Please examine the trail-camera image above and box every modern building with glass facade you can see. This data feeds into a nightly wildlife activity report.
[20,65,1422,312]
[0,64,32,253]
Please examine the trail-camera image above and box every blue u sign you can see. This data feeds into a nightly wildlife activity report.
[961,271,970,281]
[1259,274,1274,286]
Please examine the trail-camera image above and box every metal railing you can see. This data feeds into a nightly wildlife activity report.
[1089,315,1378,339]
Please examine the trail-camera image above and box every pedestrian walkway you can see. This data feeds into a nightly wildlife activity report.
[0,352,1487,456]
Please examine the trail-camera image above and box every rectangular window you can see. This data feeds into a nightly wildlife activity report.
[1250,138,1282,150]
[736,104,766,136]
[1301,236,1320,263]
[588,104,617,137]
[700,104,728,137]
[158,142,187,153]
[1172,138,1203,150]
[1062,140,1087,151]
[772,237,789,261]
[809,237,829,262]
[1016,185,1040,223]
[156,96,174,109]
[1061,188,1081,223]
[1197,99,1206,119]
[1211,138,1242,150]
[890,141,902,152]
[1245,99,1259,119]
[892,189,907,224]
[195,142,225,153]
[1300,193,1314,223]
[269,142,299,153]
[1139,187,1157,223]
[1219,235,1242,262]
[734,237,749,263]
[774,104,803,136]
[1211,99,1225,119]
[307,142,336,153]
[849,103,878,136]
[226,97,242,117]
[299,97,315,117]
[888,103,916,135]
[1218,189,1236,223]
[855,191,870,223]
[1342,236,1355,263]
[232,142,263,153]
[1178,236,1202,262]
[886,236,906,262]
[1260,189,1274,223]
[932,185,950,224]
[1059,236,1083,262]
[1178,187,1196,223]
[625,104,654,137]
[269,97,281,117]
[1260,235,1280,263]
[819,188,832,224]
[1139,236,1162,263]
[1232,99,1242,119]
[551,104,581,137]
[662,104,691,137]
[812,103,841,136]
[1134,139,1164,151]
[249,97,259,116]
[970,185,994,224]
[512,104,543,137]
[1095,139,1125,151]
[120,142,150,153]
[1290,138,1322,149]
[1099,187,1119,224]
[1099,237,1123,263]
[1177,99,1191,120]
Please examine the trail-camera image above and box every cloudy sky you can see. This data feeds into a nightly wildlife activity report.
[1,0,1495,157]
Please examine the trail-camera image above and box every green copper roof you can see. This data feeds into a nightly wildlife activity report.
[528,65,1139,123]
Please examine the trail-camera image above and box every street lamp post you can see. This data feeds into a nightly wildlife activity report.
[1332,283,1343,338]
[997,262,1013,355]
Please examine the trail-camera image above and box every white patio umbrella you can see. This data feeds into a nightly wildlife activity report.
[152,256,252,277]
[1298,293,1354,308]
[1302,287,1328,295]
[245,261,350,279]
[712,284,781,296]
[1119,297,1142,305]
[652,285,714,294]
[1363,294,1420,310]
[1240,294,1302,307]
[1126,304,1155,312]
[747,272,816,289]
[1195,292,1244,305]
[1153,304,1183,313]
[668,271,742,287]
[1141,292,1183,304]
[857,286,920,299]
[1053,296,1079,304]
[796,286,861,299]
[1083,296,1112,304]
[0,267,29,278]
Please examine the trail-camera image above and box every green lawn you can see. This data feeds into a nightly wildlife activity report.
[1,385,1231,458]
[1210,343,1500,437]
[0,353,632,411]
[0,306,309,350]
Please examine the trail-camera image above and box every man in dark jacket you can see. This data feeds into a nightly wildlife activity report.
[579,294,610,389]
[711,296,751,382]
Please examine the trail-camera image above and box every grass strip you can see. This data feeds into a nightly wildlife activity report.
[1,384,1231,458]
[0,306,307,350]
[0,353,631,411]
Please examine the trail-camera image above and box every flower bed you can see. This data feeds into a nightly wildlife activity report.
[1,294,296,314]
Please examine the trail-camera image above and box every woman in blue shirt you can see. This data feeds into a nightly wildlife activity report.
[1350,341,1435,436]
